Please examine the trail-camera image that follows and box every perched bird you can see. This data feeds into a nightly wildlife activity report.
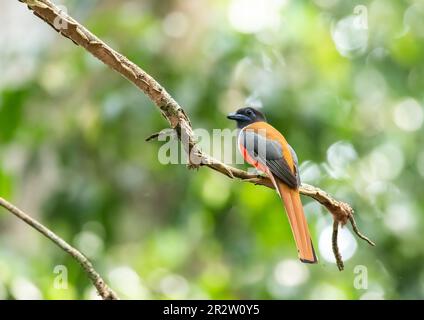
[227,107,317,263]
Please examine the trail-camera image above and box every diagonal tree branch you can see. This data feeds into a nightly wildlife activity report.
[17,0,374,271]
[0,197,118,299]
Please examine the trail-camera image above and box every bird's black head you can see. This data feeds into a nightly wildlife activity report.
[227,107,267,128]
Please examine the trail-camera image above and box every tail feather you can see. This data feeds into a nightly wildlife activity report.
[275,180,317,264]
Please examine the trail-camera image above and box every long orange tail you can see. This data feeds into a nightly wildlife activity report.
[276,181,317,264]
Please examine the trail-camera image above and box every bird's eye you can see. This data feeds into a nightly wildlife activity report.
[247,109,254,116]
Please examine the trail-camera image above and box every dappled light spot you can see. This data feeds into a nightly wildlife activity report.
[360,291,384,300]
[84,287,102,300]
[108,266,149,299]
[384,202,417,235]
[0,2,53,88]
[219,89,245,114]
[73,230,104,259]
[309,284,347,299]
[159,274,189,299]
[228,0,285,33]
[200,262,231,292]
[365,181,394,203]
[163,11,189,39]
[393,98,424,131]
[103,93,126,121]
[40,63,71,94]
[241,264,265,286]
[231,57,282,99]
[326,141,357,179]
[299,161,322,184]
[319,225,357,263]
[245,95,264,110]
[332,15,368,58]
[153,231,191,268]
[201,172,231,208]
[363,143,404,182]
[403,3,424,38]
[274,259,309,287]
[303,201,322,220]
[354,68,387,106]
[10,277,42,300]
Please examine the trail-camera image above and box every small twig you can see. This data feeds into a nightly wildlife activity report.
[332,220,344,271]
[145,132,161,142]
[349,216,376,246]
[0,197,118,300]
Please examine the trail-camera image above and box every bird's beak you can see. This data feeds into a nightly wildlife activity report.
[227,112,250,121]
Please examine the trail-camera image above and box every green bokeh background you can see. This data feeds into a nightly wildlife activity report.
[1,0,424,299]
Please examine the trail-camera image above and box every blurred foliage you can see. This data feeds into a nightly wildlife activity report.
[1,0,424,299]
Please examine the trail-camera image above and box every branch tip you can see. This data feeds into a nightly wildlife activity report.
[332,220,344,271]
[349,216,376,247]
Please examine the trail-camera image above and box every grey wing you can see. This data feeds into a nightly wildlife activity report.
[241,130,299,189]
[288,144,301,186]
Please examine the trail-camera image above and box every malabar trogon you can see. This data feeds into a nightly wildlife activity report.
[228,107,317,263]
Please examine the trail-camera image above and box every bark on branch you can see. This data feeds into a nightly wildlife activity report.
[18,0,374,271]
[0,197,118,299]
